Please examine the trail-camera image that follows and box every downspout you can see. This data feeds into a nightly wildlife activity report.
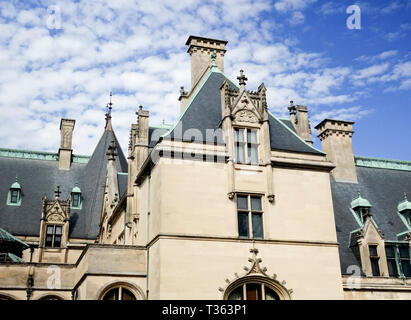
[146,170,151,299]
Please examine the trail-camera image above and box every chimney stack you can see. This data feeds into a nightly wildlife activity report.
[315,119,358,183]
[58,119,75,170]
[288,102,313,145]
[186,35,227,89]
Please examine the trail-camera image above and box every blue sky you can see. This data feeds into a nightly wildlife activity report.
[0,0,410,160]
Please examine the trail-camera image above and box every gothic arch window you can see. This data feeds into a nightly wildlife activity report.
[98,282,143,300]
[0,293,15,300]
[224,276,288,300]
[38,295,64,300]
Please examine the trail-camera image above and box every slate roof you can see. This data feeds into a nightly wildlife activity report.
[157,68,323,155]
[331,163,411,275]
[0,124,127,240]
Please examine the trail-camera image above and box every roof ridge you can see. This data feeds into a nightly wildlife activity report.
[0,147,90,163]
[355,155,411,171]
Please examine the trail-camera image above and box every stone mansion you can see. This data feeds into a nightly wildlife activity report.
[0,36,410,300]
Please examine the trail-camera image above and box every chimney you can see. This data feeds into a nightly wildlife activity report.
[135,106,149,171]
[186,35,227,89]
[315,119,358,183]
[58,119,75,169]
[288,102,313,145]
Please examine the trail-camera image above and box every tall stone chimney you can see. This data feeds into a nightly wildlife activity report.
[58,119,75,170]
[186,35,227,89]
[315,119,358,183]
[288,101,313,145]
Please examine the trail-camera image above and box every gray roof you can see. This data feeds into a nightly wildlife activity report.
[158,71,323,155]
[331,165,411,275]
[0,127,127,240]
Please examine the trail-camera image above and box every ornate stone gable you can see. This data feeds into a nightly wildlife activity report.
[220,74,268,126]
[41,193,70,223]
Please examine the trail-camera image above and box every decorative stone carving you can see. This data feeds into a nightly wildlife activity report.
[234,110,258,124]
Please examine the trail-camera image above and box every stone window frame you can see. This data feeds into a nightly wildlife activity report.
[236,193,264,240]
[233,127,259,165]
[97,281,144,300]
[44,224,63,248]
[224,275,290,300]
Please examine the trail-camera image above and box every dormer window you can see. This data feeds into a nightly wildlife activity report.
[234,128,258,165]
[70,184,82,209]
[7,177,22,206]
[397,193,411,228]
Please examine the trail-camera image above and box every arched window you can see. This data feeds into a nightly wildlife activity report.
[101,286,137,300]
[224,276,290,300]
[39,295,64,300]
[228,282,280,300]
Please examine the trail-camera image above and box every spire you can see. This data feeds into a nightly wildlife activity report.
[106,140,118,161]
[105,92,113,131]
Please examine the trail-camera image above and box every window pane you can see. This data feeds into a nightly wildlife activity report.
[401,260,411,277]
[45,236,53,247]
[236,143,245,163]
[103,289,118,300]
[252,213,263,239]
[250,197,261,211]
[399,245,410,258]
[54,235,61,248]
[72,193,79,207]
[387,259,398,277]
[247,130,257,143]
[238,213,249,238]
[369,245,378,257]
[228,286,243,300]
[46,226,54,235]
[237,196,248,210]
[248,145,258,165]
[265,286,279,300]
[10,190,19,203]
[55,226,62,235]
[370,258,380,276]
[234,129,244,142]
[385,246,395,258]
[246,283,261,300]
[122,289,136,300]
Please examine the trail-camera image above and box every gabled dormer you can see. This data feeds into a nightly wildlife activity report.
[220,70,271,167]
[350,215,389,277]
[38,186,71,262]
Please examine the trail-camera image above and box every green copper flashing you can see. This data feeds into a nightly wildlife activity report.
[355,156,411,171]
[7,253,25,262]
[71,183,82,194]
[350,190,372,210]
[398,193,411,212]
[0,147,90,163]
[0,227,29,248]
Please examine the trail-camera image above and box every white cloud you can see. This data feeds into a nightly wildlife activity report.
[274,0,317,12]
[0,0,407,156]
[352,63,390,80]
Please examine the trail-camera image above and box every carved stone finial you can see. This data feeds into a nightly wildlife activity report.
[288,100,296,115]
[106,140,118,161]
[211,52,216,65]
[54,186,61,199]
[237,69,248,87]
